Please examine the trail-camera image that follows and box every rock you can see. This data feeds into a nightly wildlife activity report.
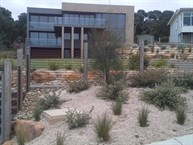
[31,69,56,83]
[61,70,81,81]
[12,120,45,142]
[2,141,13,145]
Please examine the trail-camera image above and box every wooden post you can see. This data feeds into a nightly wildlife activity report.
[3,60,12,142]
[26,46,31,92]
[83,42,88,82]
[17,49,23,110]
[139,36,144,75]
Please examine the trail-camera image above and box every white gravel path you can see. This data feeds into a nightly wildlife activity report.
[25,86,193,145]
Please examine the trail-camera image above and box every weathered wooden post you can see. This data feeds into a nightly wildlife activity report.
[139,36,144,75]
[3,60,12,142]
[83,42,88,82]
[17,48,23,110]
[26,46,31,92]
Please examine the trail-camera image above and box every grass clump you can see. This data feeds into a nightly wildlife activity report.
[128,54,149,70]
[94,113,113,142]
[48,61,59,70]
[138,106,149,127]
[129,69,168,87]
[141,81,185,110]
[111,100,123,115]
[68,80,90,93]
[176,106,187,125]
[16,128,25,145]
[151,59,167,68]
[65,108,93,129]
[56,132,65,145]
[33,107,44,121]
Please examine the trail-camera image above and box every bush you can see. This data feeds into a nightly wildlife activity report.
[128,54,149,70]
[151,59,167,68]
[97,80,127,102]
[129,69,168,87]
[65,64,72,70]
[111,100,123,115]
[68,80,89,93]
[94,113,113,142]
[65,108,93,129]
[33,107,44,121]
[39,92,60,110]
[176,106,187,125]
[141,81,185,110]
[48,61,59,70]
[138,106,149,127]
[56,132,65,145]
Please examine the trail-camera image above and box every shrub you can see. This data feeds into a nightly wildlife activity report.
[111,100,123,115]
[94,113,113,142]
[68,80,89,93]
[39,92,60,110]
[48,61,59,70]
[56,132,65,145]
[97,80,127,102]
[141,81,185,110]
[176,106,187,125]
[33,107,44,121]
[65,108,93,129]
[128,54,149,70]
[16,128,25,145]
[129,69,168,87]
[65,64,72,70]
[138,106,149,127]
[151,59,167,68]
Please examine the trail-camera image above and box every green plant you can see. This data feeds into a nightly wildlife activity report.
[111,100,123,115]
[65,108,93,129]
[169,64,176,68]
[94,113,113,142]
[68,80,89,93]
[65,64,72,70]
[16,128,25,145]
[128,54,149,70]
[141,81,185,110]
[48,61,59,70]
[33,106,44,121]
[176,106,187,125]
[56,132,65,145]
[39,92,60,110]
[129,69,168,87]
[151,59,167,68]
[138,106,149,127]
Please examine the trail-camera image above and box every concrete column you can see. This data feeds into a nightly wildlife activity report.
[80,27,84,58]
[61,26,64,59]
[71,27,74,58]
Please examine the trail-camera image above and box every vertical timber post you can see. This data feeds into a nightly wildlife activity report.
[26,46,31,92]
[3,60,12,142]
[139,36,144,75]
[83,42,88,83]
[17,48,23,110]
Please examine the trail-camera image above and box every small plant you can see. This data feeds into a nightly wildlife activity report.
[65,64,72,70]
[39,92,60,110]
[176,106,187,125]
[138,106,149,127]
[56,132,65,145]
[169,64,176,68]
[128,54,149,70]
[48,61,59,70]
[94,113,113,142]
[111,100,123,115]
[65,108,93,129]
[33,106,44,121]
[68,80,89,93]
[151,59,167,68]
[16,128,25,145]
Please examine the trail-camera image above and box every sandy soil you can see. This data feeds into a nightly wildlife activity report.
[25,86,193,145]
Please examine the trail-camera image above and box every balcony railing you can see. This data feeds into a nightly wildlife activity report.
[29,17,106,30]
[30,38,61,47]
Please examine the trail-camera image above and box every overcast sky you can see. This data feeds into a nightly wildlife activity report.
[0,0,193,20]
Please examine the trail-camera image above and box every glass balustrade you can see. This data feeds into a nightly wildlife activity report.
[30,38,61,46]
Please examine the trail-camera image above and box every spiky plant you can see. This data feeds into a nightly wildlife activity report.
[138,106,149,127]
[176,106,187,125]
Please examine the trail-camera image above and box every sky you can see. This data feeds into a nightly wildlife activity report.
[0,0,193,20]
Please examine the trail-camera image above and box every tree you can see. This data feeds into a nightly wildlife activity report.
[89,29,123,84]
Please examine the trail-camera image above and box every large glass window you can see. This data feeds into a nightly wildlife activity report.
[39,16,47,22]
[183,12,191,26]
[30,15,38,22]
[118,14,125,29]
[74,33,79,40]
[30,32,38,38]
[64,33,70,40]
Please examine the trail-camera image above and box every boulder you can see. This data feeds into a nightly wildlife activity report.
[61,70,81,81]
[31,69,56,83]
[12,120,45,142]
[2,141,13,145]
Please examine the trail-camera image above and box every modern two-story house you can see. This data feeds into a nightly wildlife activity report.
[168,8,193,44]
[27,2,134,58]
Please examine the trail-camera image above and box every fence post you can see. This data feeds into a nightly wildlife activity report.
[17,48,23,110]
[139,36,144,75]
[26,46,31,92]
[3,60,12,142]
[83,42,88,83]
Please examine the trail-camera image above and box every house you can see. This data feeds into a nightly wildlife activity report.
[27,2,134,58]
[168,8,193,44]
